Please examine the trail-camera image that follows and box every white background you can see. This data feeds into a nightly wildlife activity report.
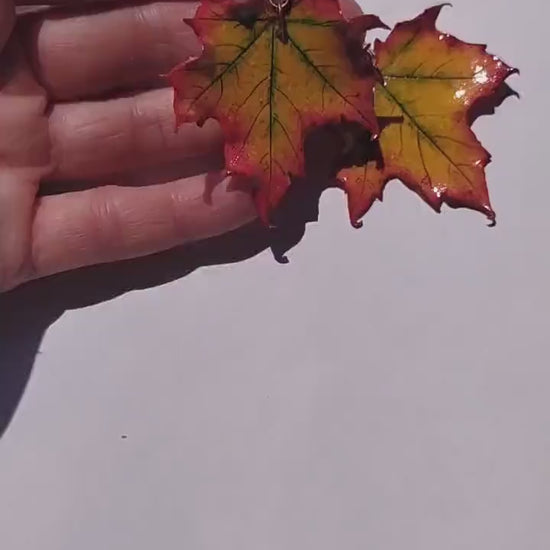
[1,0,549,549]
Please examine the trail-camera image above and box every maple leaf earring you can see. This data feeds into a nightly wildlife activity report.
[338,5,518,227]
[168,0,383,223]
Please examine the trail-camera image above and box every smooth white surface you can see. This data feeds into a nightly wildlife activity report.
[1,0,548,549]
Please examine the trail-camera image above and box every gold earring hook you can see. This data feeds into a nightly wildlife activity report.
[268,0,290,13]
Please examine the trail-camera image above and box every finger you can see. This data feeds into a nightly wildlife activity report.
[21,1,199,101]
[47,87,223,183]
[0,171,37,290]
[0,33,51,291]
[1,0,15,52]
[16,0,123,4]
[29,174,256,281]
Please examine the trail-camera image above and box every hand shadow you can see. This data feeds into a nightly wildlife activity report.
[0,115,403,438]
[0,124,345,438]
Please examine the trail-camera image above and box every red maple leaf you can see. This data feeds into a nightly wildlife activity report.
[168,0,385,222]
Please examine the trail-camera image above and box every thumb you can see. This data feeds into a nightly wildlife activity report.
[0,0,15,52]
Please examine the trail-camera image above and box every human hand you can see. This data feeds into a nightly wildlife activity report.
[0,0,257,292]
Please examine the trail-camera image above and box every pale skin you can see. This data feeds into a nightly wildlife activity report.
[0,0,360,293]
[0,0,258,293]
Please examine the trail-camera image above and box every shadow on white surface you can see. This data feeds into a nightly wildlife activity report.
[0,222,270,437]
[0,81,519,437]
[0,169,332,437]
[0,121,363,437]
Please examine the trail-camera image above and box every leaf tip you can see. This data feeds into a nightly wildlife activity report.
[348,14,390,32]
[273,251,290,264]
[484,206,497,227]
[419,3,451,28]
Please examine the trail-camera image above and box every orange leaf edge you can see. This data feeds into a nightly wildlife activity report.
[339,3,518,228]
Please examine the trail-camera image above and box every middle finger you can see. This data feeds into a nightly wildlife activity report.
[20,1,199,101]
